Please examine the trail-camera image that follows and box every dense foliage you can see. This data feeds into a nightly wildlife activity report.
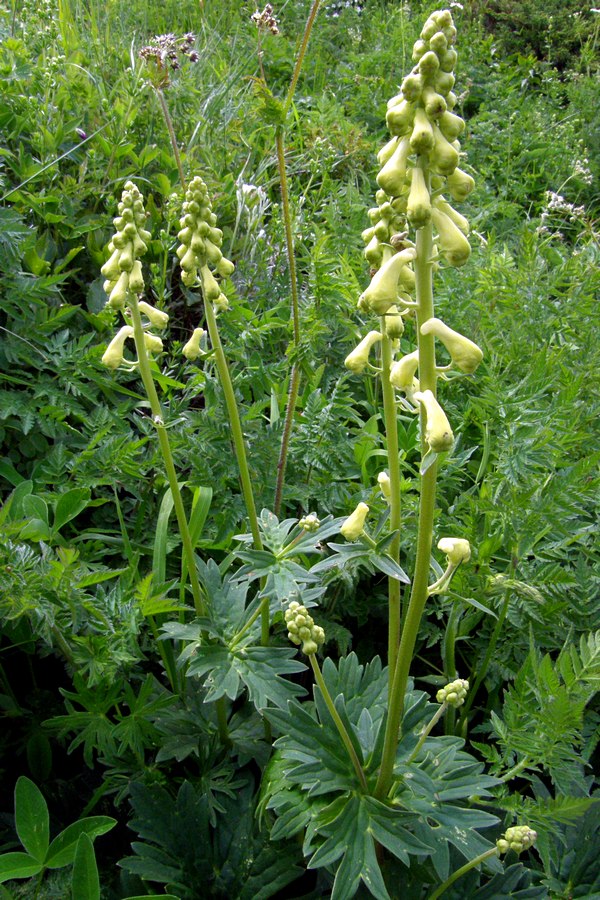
[0,1,598,898]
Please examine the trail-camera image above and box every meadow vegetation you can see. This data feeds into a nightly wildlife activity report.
[0,1,599,897]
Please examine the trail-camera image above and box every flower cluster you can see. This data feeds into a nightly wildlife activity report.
[285,602,325,656]
[139,33,198,87]
[496,825,538,856]
[251,4,280,35]
[436,678,469,707]
[100,183,168,371]
[176,176,235,324]
[298,513,320,532]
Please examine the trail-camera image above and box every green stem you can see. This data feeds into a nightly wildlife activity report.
[50,624,75,667]
[443,603,459,733]
[428,847,499,900]
[406,703,447,766]
[128,298,205,616]
[273,127,301,517]
[155,87,186,191]
[458,585,512,733]
[309,653,368,792]
[216,697,231,747]
[201,287,269,640]
[148,614,179,694]
[376,174,437,800]
[202,295,262,552]
[379,324,402,694]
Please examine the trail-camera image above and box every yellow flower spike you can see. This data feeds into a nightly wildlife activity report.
[437,537,471,565]
[138,301,169,330]
[101,325,134,369]
[182,328,205,361]
[389,350,419,391]
[340,502,370,541]
[413,389,454,452]
[344,331,383,374]
[359,247,417,315]
[420,317,483,374]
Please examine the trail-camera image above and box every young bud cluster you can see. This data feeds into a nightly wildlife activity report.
[496,825,538,856]
[285,601,325,656]
[298,513,320,532]
[436,678,469,707]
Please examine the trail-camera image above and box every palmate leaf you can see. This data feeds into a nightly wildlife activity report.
[121,779,301,900]
[308,795,432,900]
[310,541,409,583]
[185,645,306,710]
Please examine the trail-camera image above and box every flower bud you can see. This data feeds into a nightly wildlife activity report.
[345,331,383,373]
[436,678,469,707]
[377,136,411,197]
[340,502,369,541]
[138,301,170,330]
[101,325,134,369]
[284,603,325,655]
[432,197,470,235]
[438,109,465,141]
[413,389,454,452]
[407,165,432,229]
[496,826,537,856]
[429,124,460,176]
[385,102,415,137]
[299,513,320,532]
[431,207,471,267]
[384,306,405,339]
[409,108,435,154]
[389,350,419,391]
[420,317,483,374]
[182,327,205,360]
[437,537,471,565]
[201,265,221,301]
[143,332,163,354]
[359,248,417,315]
[378,471,391,500]
[446,167,475,202]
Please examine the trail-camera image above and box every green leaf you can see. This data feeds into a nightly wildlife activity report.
[53,487,91,532]
[186,645,306,710]
[71,833,99,900]
[14,777,49,863]
[21,495,49,526]
[45,816,116,868]
[0,852,42,883]
[19,517,52,541]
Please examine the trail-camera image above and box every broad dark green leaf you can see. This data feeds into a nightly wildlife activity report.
[71,833,100,900]
[14,777,48,863]
[46,816,117,868]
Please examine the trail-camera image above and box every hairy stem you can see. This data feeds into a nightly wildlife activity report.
[156,87,186,191]
[273,128,301,516]
[283,0,323,116]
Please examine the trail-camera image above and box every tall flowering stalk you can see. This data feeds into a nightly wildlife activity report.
[336,8,483,798]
